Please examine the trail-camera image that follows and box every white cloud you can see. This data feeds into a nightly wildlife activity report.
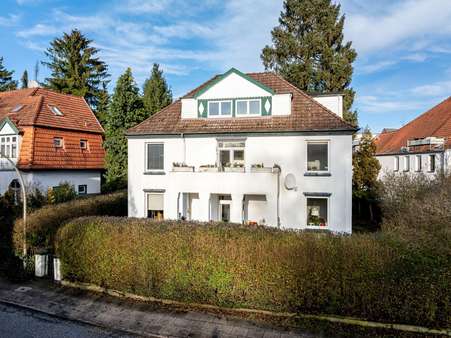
[0,14,20,27]
[119,0,173,14]
[359,60,396,74]
[17,23,59,37]
[153,22,216,39]
[411,81,451,97]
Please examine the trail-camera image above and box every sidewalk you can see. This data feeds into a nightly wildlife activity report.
[0,278,313,338]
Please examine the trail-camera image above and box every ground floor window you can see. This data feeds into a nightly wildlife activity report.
[147,193,164,220]
[307,197,328,227]
[429,154,436,172]
[78,184,87,195]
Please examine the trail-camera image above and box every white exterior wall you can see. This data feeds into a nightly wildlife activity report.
[312,95,343,118]
[128,134,352,233]
[0,170,101,195]
[376,151,451,179]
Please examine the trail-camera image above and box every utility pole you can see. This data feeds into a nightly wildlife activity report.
[0,155,27,263]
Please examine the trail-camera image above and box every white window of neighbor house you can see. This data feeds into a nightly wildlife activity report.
[415,155,422,172]
[53,137,64,148]
[307,142,329,172]
[403,156,410,172]
[78,184,87,195]
[429,154,436,172]
[0,136,18,158]
[306,197,328,227]
[394,156,399,171]
[147,193,164,220]
[146,143,164,171]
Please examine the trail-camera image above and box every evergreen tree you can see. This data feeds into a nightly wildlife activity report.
[104,68,144,188]
[353,128,381,223]
[42,29,109,107]
[95,82,109,126]
[143,63,172,116]
[21,70,28,89]
[0,57,17,92]
[261,0,358,126]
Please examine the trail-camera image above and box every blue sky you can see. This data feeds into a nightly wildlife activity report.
[1,0,451,132]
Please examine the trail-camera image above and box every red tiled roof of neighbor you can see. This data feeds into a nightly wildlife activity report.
[0,88,105,170]
[0,87,104,133]
[127,72,356,135]
[376,97,451,155]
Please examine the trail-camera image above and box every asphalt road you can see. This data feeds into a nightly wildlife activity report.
[0,302,136,338]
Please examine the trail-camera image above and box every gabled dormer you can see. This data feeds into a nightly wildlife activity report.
[181,68,292,119]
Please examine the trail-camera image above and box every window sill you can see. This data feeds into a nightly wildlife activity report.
[143,171,165,175]
[304,172,331,177]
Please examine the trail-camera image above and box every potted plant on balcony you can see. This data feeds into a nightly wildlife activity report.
[250,163,273,173]
[224,162,245,172]
[172,162,195,172]
[199,164,219,172]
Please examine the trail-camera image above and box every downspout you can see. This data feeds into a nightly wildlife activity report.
[273,164,281,228]
[180,133,186,163]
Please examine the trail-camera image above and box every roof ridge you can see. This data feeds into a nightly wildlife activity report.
[271,73,357,130]
[31,95,44,125]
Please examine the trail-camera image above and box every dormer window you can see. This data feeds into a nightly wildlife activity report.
[208,100,232,117]
[49,105,64,116]
[80,139,88,150]
[236,99,261,116]
[53,137,64,148]
[11,104,24,113]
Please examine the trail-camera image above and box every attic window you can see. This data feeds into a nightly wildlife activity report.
[53,137,64,148]
[11,104,24,113]
[49,105,64,116]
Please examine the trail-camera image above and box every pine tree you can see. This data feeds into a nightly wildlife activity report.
[42,29,109,107]
[143,63,172,116]
[353,128,381,223]
[95,82,109,126]
[261,0,358,126]
[104,68,145,188]
[21,70,28,89]
[0,57,17,92]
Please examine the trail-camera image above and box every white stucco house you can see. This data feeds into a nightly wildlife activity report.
[0,87,105,196]
[127,68,356,233]
[376,97,451,178]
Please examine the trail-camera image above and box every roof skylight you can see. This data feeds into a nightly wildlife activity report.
[11,104,24,113]
[49,105,64,116]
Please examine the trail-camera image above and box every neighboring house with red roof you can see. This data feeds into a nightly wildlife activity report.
[375,97,451,177]
[0,87,105,196]
[126,68,356,233]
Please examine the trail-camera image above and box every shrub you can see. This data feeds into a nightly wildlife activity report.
[47,181,77,204]
[13,191,127,254]
[56,217,450,329]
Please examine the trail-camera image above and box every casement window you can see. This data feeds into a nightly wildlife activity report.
[80,139,88,150]
[429,154,436,172]
[78,184,87,195]
[146,143,164,171]
[146,193,164,220]
[53,137,64,148]
[307,141,329,172]
[403,156,410,172]
[236,99,261,116]
[208,100,232,117]
[0,136,18,158]
[307,197,328,227]
[218,140,245,167]
[415,155,422,172]
[393,156,399,171]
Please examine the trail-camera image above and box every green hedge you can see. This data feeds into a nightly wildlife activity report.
[56,217,450,329]
[13,191,127,254]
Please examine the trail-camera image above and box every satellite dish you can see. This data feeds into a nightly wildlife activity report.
[284,173,297,190]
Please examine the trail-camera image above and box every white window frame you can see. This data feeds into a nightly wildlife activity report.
[145,192,165,219]
[53,137,64,148]
[145,142,164,172]
[415,155,422,172]
[306,196,329,228]
[403,155,410,172]
[80,139,88,150]
[306,140,330,173]
[78,184,87,195]
[235,99,261,116]
[217,140,245,167]
[0,135,18,159]
[393,156,399,172]
[208,100,232,118]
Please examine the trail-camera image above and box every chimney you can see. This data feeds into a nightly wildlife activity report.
[311,93,344,118]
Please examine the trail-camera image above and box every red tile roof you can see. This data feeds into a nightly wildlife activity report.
[127,72,355,135]
[0,88,103,134]
[0,88,105,170]
[376,97,451,155]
